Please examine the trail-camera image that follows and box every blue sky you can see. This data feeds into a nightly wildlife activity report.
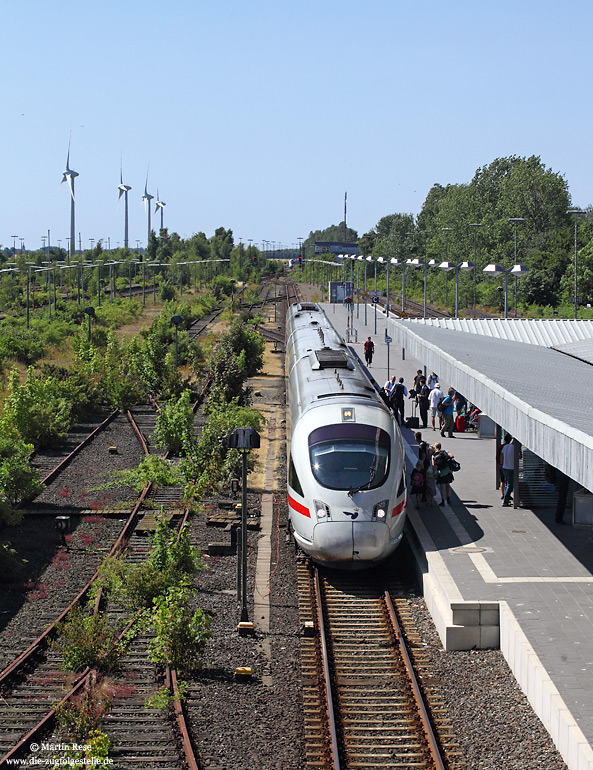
[3,0,592,252]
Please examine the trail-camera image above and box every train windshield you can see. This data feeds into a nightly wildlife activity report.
[308,424,390,491]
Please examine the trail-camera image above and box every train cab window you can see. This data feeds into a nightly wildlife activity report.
[308,424,390,491]
[288,454,304,497]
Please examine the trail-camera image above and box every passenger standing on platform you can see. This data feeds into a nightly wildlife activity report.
[411,369,423,401]
[433,442,454,506]
[495,439,505,500]
[383,375,396,397]
[415,431,435,503]
[364,336,375,366]
[428,383,444,431]
[410,461,425,508]
[440,388,456,438]
[427,371,439,390]
[500,433,515,507]
[390,377,407,426]
[414,431,434,471]
[454,392,467,418]
[417,378,430,429]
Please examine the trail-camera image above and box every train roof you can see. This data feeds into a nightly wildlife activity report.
[287,303,385,408]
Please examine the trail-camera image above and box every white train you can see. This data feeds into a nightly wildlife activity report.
[286,302,407,568]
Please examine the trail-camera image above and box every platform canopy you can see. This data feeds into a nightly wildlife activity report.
[389,318,593,493]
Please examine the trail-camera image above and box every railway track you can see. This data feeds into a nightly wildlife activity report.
[299,563,464,770]
[0,402,201,768]
[30,409,120,485]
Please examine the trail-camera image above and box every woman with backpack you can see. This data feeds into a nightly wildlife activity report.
[410,460,426,508]
[432,442,457,506]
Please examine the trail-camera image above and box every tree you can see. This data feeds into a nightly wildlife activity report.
[305,222,358,251]
[155,390,194,455]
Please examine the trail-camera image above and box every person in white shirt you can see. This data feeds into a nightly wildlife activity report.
[427,372,439,390]
[428,384,444,431]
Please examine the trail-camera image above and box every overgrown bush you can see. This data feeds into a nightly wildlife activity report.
[2,367,72,448]
[95,521,205,609]
[0,425,42,507]
[53,607,124,673]
[149,586,211,674]
[155,390,195,455]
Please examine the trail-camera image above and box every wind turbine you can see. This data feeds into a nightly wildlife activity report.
[117,160,132,249]
[155,185,166,231]
[61,141,78,263]
[142,170,154,251]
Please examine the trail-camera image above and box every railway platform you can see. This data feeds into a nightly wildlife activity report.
[312,297,593,770]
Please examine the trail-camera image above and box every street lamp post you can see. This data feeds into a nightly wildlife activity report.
[369,256,378,333]
[483,263,529,318]
[508,218,525,317]
[355,257,361,319]
[439,261,474,318]
[469,223,481,317]
[567,209,586,319]
[442,228,452,309]
[377,257,389,317]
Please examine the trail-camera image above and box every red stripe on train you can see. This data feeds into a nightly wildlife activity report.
[288,493,310,518]
[391,498,406,517]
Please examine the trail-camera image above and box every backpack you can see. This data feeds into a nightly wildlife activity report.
[391,383,405,402]
[418,441,431,469]
[434,451,449,470]
[411,470,424,487]
[436,399,445,412]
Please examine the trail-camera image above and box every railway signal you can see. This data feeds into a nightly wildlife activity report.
[228,427,261,624]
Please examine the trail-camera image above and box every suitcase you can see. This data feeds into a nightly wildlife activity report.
[455,414,466,433]
[405,399,419,429]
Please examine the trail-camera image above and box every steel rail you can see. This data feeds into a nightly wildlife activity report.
[0,410,158,686]
[0,673,92,766]
[34,409,120,486]
[0,506,192,766]
[313,567,341,770]
[384,590,447,770]
[168,668,201,770]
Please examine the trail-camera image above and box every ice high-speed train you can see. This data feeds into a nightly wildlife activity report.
[286,302,407,568]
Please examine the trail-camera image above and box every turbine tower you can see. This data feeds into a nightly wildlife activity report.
[142,170,154,252]
[155,186,166,231]
[117,160,132,249]
[61,141,79,263]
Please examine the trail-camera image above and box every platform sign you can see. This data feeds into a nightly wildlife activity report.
[329,281,353,304]
[385,335,392,344]
[371,296,379,304]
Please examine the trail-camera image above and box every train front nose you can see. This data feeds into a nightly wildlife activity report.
[313,521,389,563]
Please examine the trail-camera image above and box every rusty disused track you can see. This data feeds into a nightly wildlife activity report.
[0,406,201,769]
[29,409,120,485]
[299,564,453,770]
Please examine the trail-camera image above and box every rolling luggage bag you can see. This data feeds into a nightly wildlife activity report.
[406,400,420,429]
[455,414,466,433]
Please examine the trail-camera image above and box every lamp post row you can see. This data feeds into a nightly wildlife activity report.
[326,219,535,320]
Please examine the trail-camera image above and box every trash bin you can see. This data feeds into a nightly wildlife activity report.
[573,488,593,528]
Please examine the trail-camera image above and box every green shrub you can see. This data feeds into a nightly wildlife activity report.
[53,607,123,673]
[149,586,211,674]
[155,390,194,455]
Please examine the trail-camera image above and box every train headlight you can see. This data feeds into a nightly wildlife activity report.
[373,500,389,520]
[314,500,330,519]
